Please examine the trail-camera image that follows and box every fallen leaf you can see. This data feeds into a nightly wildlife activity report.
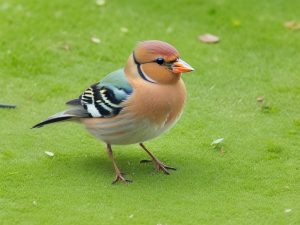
[256,96,264,103]
[198,34,220,44]
[91,36,101,44]
[120,27,128,33]
[96,0,106,6]
[44,151,54,157]
[211,138,224,145]
[284,21,300,30]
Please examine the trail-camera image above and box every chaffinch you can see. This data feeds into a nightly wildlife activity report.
[33,40,194,183]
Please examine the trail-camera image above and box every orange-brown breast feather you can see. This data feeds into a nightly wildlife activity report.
[123,78,186,126]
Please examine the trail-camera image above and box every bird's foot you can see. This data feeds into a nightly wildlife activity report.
[140,159,176,175]
[112,172,132,184]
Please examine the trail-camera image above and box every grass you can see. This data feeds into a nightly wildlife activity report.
[1,0,300,224]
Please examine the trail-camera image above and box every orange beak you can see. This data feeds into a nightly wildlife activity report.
[172,59,194,74]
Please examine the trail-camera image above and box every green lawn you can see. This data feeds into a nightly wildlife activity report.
[1,0,300,224]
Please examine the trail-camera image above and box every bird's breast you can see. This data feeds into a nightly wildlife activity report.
[123,78,186,126]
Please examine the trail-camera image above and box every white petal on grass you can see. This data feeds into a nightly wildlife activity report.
[44,151,54,157]
[96,0,106,6]
[120,27,128,33]
[198,34,220,44]
[285,208,292,213]
[91,36,101,44]
[211,138,224,145]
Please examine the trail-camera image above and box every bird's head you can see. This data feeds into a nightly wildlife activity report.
[126,40,194,84]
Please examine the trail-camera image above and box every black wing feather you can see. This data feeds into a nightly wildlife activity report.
[79,84,130,118]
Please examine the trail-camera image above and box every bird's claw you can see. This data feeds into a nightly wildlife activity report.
[112,173,132,184]
[155,161,176,175]
[141,159,176,175]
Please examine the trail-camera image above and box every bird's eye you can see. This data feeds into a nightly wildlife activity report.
[156,58,164,65]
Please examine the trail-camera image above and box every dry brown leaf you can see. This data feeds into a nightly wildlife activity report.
[256,96,264,103]
[198,34,220,44]
[284,21,300,30]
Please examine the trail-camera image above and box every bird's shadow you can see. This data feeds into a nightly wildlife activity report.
[48,149,223,189]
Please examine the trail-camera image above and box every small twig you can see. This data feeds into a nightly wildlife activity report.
[0,104,16,108]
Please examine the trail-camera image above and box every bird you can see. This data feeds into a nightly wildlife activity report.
[32,40,194,184]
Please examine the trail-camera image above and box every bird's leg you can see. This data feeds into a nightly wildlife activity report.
[139,143,176,175]
[106,144,132,184]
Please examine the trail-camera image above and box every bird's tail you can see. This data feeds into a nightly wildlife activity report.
[32,107,89,128]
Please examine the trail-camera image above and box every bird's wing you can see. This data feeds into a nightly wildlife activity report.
[68,69,133,118]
